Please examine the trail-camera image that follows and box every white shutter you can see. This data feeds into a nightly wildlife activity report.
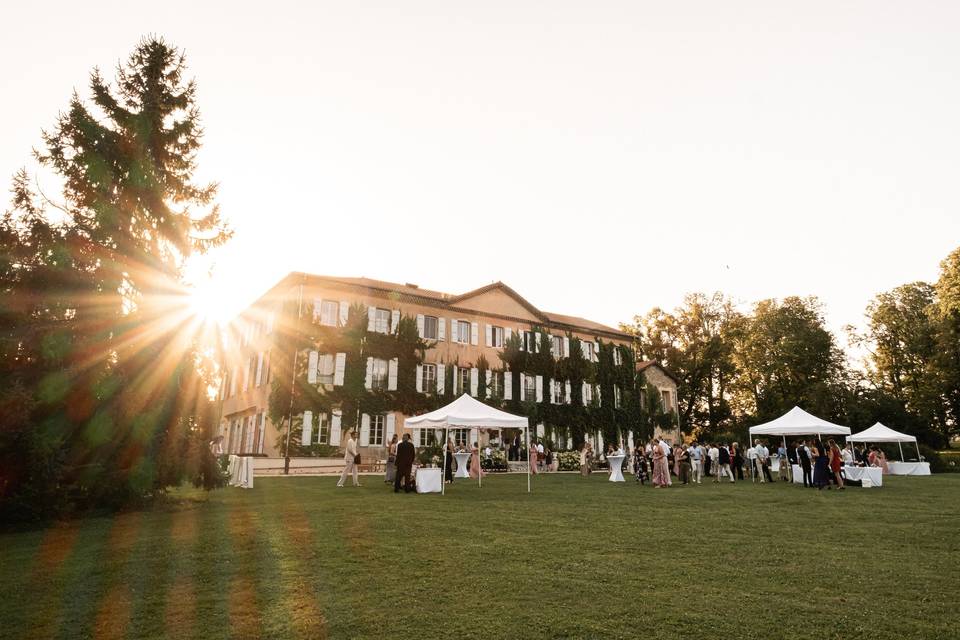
[339,301,349,326]
[416,364,423,392]
[386,414,396,441]
[360,414,371,446]
[439,318,447,341]
[485,370,492,399]
[334,353,346,386]
[451,320,459,343]
[563,337,570,358]
[519,331,525,352]
[536,423,544,438]
[597,431,604,452]
[257,413,266,453]
[365,357,373,390]
[245,417,255,453]
[597,385,602,406]
[471,322,479,345]
[565,380,572,404]
[417,314,425,338]
[505,327,513,344]
[628,431,635,452]
[307,350,318,384]
[301,410,313,446]
[388,358,398,391]
[581,341,589,359]
[391,309,400,334]
[504,371,513,400]
[548,378,555,404]
[535,375,543,403]
[255,352,264,387]
[567,436,573,450]
[367,306,377,331]
[452,365,459,394]
[470,367,478,396]
[242,358,250,391]
[593,341,600,362]
[549,335,556,357]
[413,429,421,447]
[485,324,492,347]
[535,333,542,353]
[330,410,342,445]
[582,382,588,405]
[520,373,526,401]
[436,364,445,394]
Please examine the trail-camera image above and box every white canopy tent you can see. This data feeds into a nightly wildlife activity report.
[848,422,919,462]
[748,407,851,481]
[404,394,531,493]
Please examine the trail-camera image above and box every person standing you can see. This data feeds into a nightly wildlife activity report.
[651,442,669,487]
[731,442,744,481]
[812,440,830,490]
[828,439,845,490]
[777,443,789,481]
[797,440,813,488]
[703,442,713,478]
[337,430,361,488]
[760,441,773,483]
[708,443,720,482]
[747,442,760,482]
[689,442,703,484]
[677,445,690,485]
[633,443,648,484]
[877,449,890,474]
[394,433,415,493]
[718,444,734,483]
[579,442,592,477]
[444,437,455,484]
[469,441,485,479]
[384,434,399,484]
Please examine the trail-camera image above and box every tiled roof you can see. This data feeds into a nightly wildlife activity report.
[637,360,680,385]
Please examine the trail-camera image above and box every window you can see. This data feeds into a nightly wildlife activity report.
[523,331,537,352]
[489,371,502,397]
[524,374,536,400]
[317,412,330,444]
[552,379,565,404]
[582,340,595,362]
[490,325,504,348]
[369,414,385,446]
[419,428,438,447]
[422,363,437,393]
[423,315,439,340]
[614,385,622,409]
[613,347,623,366]
[317,354,335,384]
[552,335,564,358]
[456,320,471,344]
[458,367,471,394]
[371,358,388,390]
[373,308,391,334]
[583,383,594,405]
[661,389,672,411]
[318,300,338,326]
[453,428,469,447]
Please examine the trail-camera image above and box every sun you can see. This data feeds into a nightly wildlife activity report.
[187,278,233,325]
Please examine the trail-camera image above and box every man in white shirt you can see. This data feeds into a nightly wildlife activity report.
[337,430,360,487]
[748,442,760,482]
[708,444,720,483]
[536,441,545,472]
[689,442,703,484]
[760,443,773,482]
[658,439,672,485]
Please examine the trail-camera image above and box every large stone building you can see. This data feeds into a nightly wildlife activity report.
[216,273,657,460]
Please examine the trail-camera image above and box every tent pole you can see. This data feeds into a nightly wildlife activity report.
[526,425,531,493]
[478,428,482,489]
[916,441,921,462]
[898,442,904,462]
[442,427,448,496]
[783,435,790,482]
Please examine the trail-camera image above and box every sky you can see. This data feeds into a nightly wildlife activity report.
[3,1,959,355]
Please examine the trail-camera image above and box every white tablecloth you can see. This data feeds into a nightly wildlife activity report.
[416,468,443,493]
[453,452,471,478]
[791,464,883,487]
[228,455,253,489]
[607,455,626,482]
[886,461,931,476]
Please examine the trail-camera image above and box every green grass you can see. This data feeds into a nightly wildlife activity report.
[2,473,959,639]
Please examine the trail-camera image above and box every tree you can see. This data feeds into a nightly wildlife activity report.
[0,38,230,520]
[932,247,960,438]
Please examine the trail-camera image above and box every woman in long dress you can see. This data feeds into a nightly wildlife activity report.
[828,439,845,490]
[812,440,830,490]
[878,449,890,474]
[384,434,398,484]
[444,437,455,484]
[469,441,485,479]
[652,443,669,487]
[633,444,647,484]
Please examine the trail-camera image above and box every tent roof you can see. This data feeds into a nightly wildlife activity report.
[848,422,917,443]
[404,394,529,429]
[748,406,851,437]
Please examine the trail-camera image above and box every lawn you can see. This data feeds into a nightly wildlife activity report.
[1,473,958,639]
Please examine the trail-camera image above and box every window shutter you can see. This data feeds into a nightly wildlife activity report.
[417,314,425,338]
[548,378,555,404]
[563,337,570,358]
[536,423,544,438]
[416,364,423,392]
[255,352,264,387]
[365,357,373,390]
[535,375,543,402]
[504,371,512,400]
[485,324,492,347]
[436,364,445,394]
[258,413,267,453]
[339,301,349,326]
[413,429,421,447]
[519,373,526,401]
[386,413,396,441]
[597,385,602,406]
[367,306,376,332]
[391,309,400,334]
[388,358,398,391]
[505,327,513,344]
[245,417,255,453]
[535,333,542,353]
[519,331,525,352]
[471,322,479,345]
[360,414,370,446]
[439,318,447,341]
[485,370,492,399]
[593,341,600,362]
[334,353,346,386]
[451,320,459,343]
[470,367,478,396]
[308,350,318,384]
[330,410,342,446]
[582,382,588,405]
[242,358,250,391]
[565,380,572,404]
[301,411,313,446]
[452,365,459,394]
[581,341,589,358]
[549,335,556,357]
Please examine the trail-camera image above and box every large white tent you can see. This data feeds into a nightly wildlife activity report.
[848,422,919,461]
[404,394,531,493]
[748,407,851,482]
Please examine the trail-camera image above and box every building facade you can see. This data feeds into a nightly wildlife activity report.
[216,273,650,459]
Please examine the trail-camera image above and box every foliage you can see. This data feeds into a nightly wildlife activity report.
[0,38,229,521]
[557,450,582,471]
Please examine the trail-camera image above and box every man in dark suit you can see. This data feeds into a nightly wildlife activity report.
[797,440,812,488]
[395,433,416,493]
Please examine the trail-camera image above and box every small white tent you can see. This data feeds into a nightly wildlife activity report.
[848,422,919,461]
[404,394,530,493]
[748,407,851,481]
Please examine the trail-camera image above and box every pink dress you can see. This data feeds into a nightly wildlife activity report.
[652,449,669,486]
[469,448,484,479]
